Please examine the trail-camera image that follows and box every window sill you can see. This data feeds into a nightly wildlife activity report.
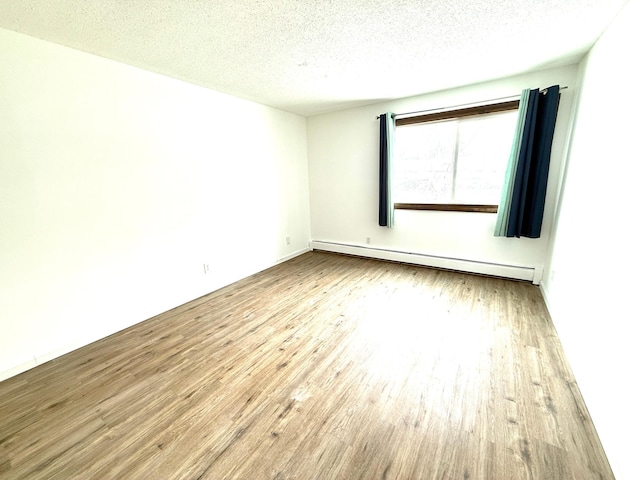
[394,203,498,213]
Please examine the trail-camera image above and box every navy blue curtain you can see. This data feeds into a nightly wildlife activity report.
[378,113,395,227]
[497,85,560,238]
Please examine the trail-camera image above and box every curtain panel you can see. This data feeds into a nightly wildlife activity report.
[495,85,561,238]
[378,113,395,227]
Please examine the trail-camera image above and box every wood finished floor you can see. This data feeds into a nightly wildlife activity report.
[0,251,612,479]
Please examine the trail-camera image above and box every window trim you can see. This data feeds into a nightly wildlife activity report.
[394,99,519,212]
[394,203,498,213]
[395,99,520,126]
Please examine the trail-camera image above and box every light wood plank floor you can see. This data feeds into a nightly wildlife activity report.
[0,252,612,479]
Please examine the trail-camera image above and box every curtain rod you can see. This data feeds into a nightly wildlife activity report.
[377,86,568,119]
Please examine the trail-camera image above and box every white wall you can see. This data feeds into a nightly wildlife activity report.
[541,1,639,478]
[0,28,311,381]
[307,66,577,279]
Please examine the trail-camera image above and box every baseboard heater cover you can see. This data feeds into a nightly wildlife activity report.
[310,240,540,283]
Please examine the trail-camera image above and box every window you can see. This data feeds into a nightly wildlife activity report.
[393,101,519,213]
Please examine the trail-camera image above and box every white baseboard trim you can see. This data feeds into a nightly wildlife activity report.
[538,279,554,315]
[0,358,38,382]
[276,247,310,265]
[310,240,540,283]
[0,248,313,383]
[0,343,83,382]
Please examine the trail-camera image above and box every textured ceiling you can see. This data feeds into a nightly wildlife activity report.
[0,0,629,116]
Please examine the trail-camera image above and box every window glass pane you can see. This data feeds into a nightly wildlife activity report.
[454,111,517,204]
[394,121,457,203]
[393,109,518,205]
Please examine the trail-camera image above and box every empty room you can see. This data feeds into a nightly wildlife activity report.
[0,1,637,479]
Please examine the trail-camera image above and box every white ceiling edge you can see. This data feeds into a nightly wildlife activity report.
[0,0,630,116]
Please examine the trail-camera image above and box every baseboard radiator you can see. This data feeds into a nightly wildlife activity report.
[310,240,541,284]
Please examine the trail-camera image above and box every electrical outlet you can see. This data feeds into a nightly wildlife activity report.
[203,264,210,274]
[366,237,371,244]
[286,236,291,245]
